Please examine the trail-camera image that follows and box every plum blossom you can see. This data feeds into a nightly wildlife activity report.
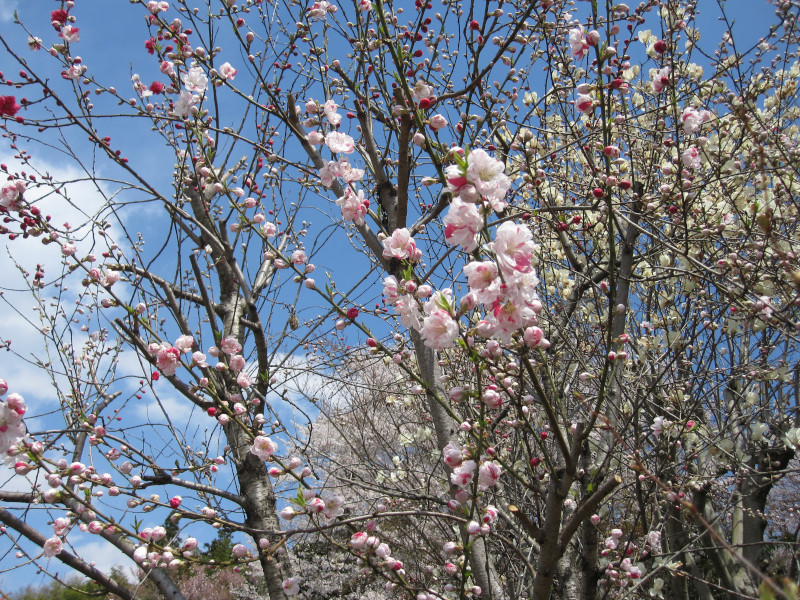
[337,188,369,225]
[443,198,483,251]
[172,91,199,117]
[490,221,536,280]
[0,397,27,459]
[429,114,447,130]
[421,309,459,349]
[322,495,345,519]
[306,131,324,145]
[325,131,355,154]
[218,62,237,80]
[323,99,341,125]
[181,66,208,93]
[411,80,434,103]
[575,93,595,114]
[174,335,194,353]
[651,66,671,93]
[394,295,422,330]
[220,337,243,355]
[59,26,80,43]
[155,344,181,376]
[451,460,477,487]
[43,536,63,557]
[442,441,463,467]
[307,0,336,20]
[383,275,401,304]
[1,181,25,208]
[569,26,589,58]
[282,577,300,596]
[465,149,512,209]
[681,146,702,170]
[382,228,422,261]
[251,435,278,460]
[478,460,502,489]
[680,107,712,134]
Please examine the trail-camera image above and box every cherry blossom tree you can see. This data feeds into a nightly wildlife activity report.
[1,0,800,599]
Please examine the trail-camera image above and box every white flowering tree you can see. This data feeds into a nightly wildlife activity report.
[1,0,800,599]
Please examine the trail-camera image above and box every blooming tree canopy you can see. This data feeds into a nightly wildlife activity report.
[1,0,800,599]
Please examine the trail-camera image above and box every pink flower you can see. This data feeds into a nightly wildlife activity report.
[229,355,246,372]
[325,131,355,154]
[450,460,477,487]
[442,441,463,467]
[322,99,341,125]
[181,66,208,93]
[337,188,368,225]
[220,336,243,355]
[478,460,502,489]
[465,149,511,207]
[652,66,671,93]
[383,275,401,304]
[429,114,448,130]
[0,96,21,118]
[351,531,369,549]
[490,221,536,280]
[174,335,195,353]
[307,0,336,20]
[569,26,589,58]
[681,146,702,170]
[59,26,80,43]
[382,228,422,261]
[482,388,502,410]
[43,536,63,557]
[322,495,344,519]
[218,62,237,80]
[443,198,483,251]
[250,435,278,460]
[680,107,712,134]
[282,577,300,596]
[156,345,181,376]
[306,130,324,145]
[575,94,594,114]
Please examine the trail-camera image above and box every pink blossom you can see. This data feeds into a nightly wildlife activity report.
[282,577,300,596]
[383,275,401,304]
[652,66,671,93]
[575,94,595,114]
[59,26,80,43]
[351,531,369,549]
[174,335,195,353]
[250,435,278,460]
[220,337,242,355]
[463,260,499,295]
[337,188,368,225]
[322,99,341,125]
[160,61,175,76]
[218,62,237,80]
[465,149,511,207]
[450,460,477,487]
[443,198,483,251]
[681,146,702,170]
[156,345,181,376]
[43,535,63,557]
[420,308,459,349]
[429,114,448,130]
[322,495,344,519]
[490,221,536,279]
[181,66,208,93]
[325,131,355,154]
[192,352,208,367]
[394,295,422,330]
[306,131,324,145]
[411,80,434,102]
[442,441,463,467]
[478,460,502,489]
[680,107,712,134]
[382,228,422,261]
[308,0,336,20]
[482,388,502,410]
[569,26,589,58]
